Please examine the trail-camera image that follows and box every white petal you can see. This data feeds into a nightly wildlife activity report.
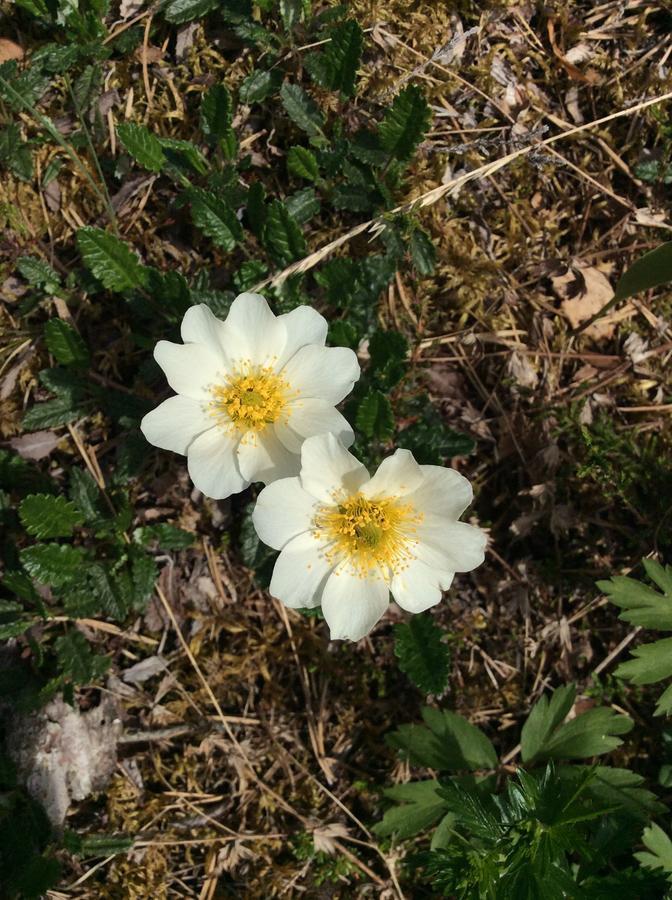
[321,563,389,641]
[236,428,300,484]
[275,306,328,369]
[141,395,213,455]
[415,518,487,573]
[154,340,223,400]
[361,449,424,500]
[391,558,454,613]
[222,293,285,368]
[181,304,231,367]
[187,427,247,499]
[275,399,354,454]
[281,345,360,404]
[269,531,333,608]
[252,477,317,550]
[408,466,474,519]
[300,433,369,504]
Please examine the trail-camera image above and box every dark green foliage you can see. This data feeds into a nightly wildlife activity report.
[162,0,220,24]
[379,85,431,162]
[305,20,363,98]
[263,200,307,263]
[280,82,326,141]
[19,494,84,539]
[287,146,320,181]
[117,122,166,172]
[16,257,61,293]
[76,227,149,292]
[54,631,110,686]
[239,68,282,104]
[187,188,243,251]
[44,320,89,368]
[356,390,394,441]
[614,241,672,301]
[394,614,451,695]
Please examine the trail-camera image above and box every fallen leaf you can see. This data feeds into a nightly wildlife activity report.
[119,0,144,17]
[122,655,168,685]
[552,261,617,339]
[0,38,23,62]
[10,430,61,460]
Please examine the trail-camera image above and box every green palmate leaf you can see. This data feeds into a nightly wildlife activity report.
[187,188,243,251]
[20,543,86,587]
[16,257,61,292]
[76,227,149,292]
[522,685,632,762]
[599,560,672,629]
[19,494,84,539]
[388,707,497,771]
[44,320,89,367]
[372,780,451,840]
[133,524,194,550]
[116,123,165,172]
[561,765,665,819]
[287,146,320,181]
[356,390,394,441]
[162,0,219,23]
[54,631,109,685]
[239,69,281,104]
[285,187,320,224]
[280,82,325,140]
[305,19,363,97]
[394,614,450,695]
[614,242,672,301]
[636,824,672,881]
[616,638,672,685]
[263,200,307,264]
[379,85,431,162]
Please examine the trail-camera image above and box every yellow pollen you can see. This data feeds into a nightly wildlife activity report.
[210,366,290,432]
[313,493,423,578]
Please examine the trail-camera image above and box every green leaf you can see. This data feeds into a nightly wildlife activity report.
[394,614,450,695]
[0,60,48,110]
[599,561,672,629]
[16,257,61,292]
[564,765,665,819]
[368,329,408,388]
[522,685,632,762]
[379,85,431,162]
[72,64,101,111]
[200,83,234,148]
[521,684,576,763]
[614,242,672,301]
[238,69,281,104]
[0,122,33,180]
[64,831,133,857]
[133,524,194,550]
[20,543,86,587]
[388,707,497,771]
[372,780,450,839]
[356,390,394,441]
[280,82,325,140]
[44,320,89,367]
[305,19,363,97]
[22,395,91,430]
[287,146,320,181]
[54,630,109,685]
[162,0,219,24]
[117,123,165,172]
[69,468,107,527]
[19,494,84,539]
[158,137,209,175]
[76,227,149,293]
[263,200,307,264]
[187,188,243,251]
[279,0,303,30]
[636,823,672,881]
[410,227,436,275]
[616,638,672,685]
[285,187,320,224]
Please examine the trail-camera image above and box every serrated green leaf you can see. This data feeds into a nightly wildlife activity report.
[521,684,576,763]
[287,146,320,181]
[187,188,243,251]
[280,82,325,140]
[356,389,394,441]
[616,638,672,685]
[133,524,194,550]
[19,494,84,539]
[305,19,363,97]
[44,320,89,367]
[0,60,49,110]
[410,227,436,275]
[636,823,672,880]
[279,0,303,30]
[368,329,408,388]
[379,85,431,162]
[54,630,109,685]
[162,0,219,24]
[72,64,101,111]
[394,614,450,695]
[600,569,672,630]
[16,257,61,292]
[372,780,450,839]
[239,69,281,104]
[76,227,149,293]
[117,123,165,172]
[22,395,91,430]
[200,83,233,144]
[20,543,86,587]
[0,122,33,180]
[263,200,307,264]
[285,187,320,224]
[158,137,209,175]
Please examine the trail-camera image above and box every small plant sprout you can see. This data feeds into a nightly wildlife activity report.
[141,294,359,499]
[252,434,486,641]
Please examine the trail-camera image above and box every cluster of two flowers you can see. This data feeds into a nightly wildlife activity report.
[141,293,486,642]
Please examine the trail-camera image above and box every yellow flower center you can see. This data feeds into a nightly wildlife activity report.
[210,367,290,432]
[313,493,423,578]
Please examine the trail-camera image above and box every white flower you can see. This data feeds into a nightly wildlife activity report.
[252,433,487,641]
[141,294,359,499]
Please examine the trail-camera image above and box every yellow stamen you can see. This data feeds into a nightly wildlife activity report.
[313,493,423,578]
[210,365,290,432]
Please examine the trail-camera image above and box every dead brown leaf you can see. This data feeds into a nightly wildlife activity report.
[10,429,61,460]
[0,38,23,62]
[552,262,616,340]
